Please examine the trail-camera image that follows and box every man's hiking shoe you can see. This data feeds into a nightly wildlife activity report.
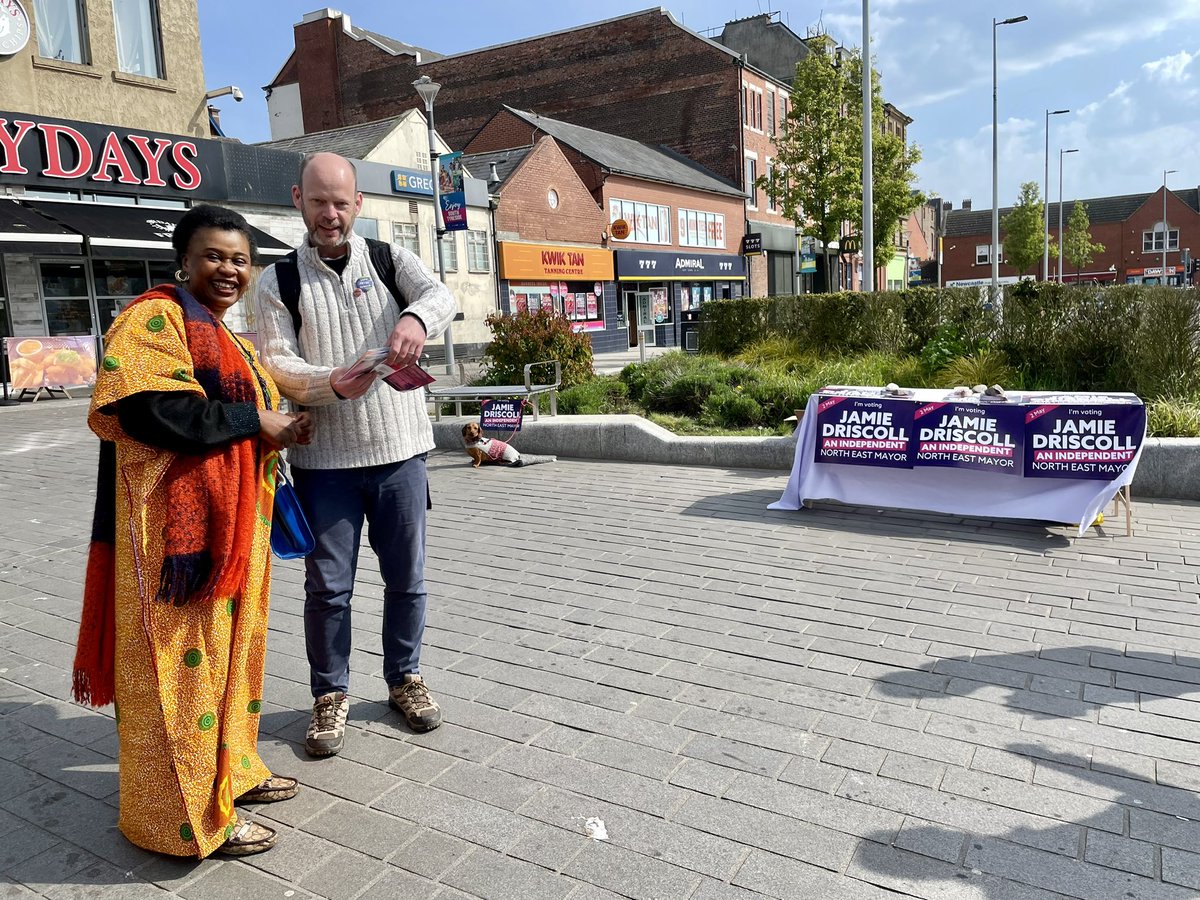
[388,674,443,732]
[305,691,349,757]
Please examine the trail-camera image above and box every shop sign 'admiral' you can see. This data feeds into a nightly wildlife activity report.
[0,113,226,197]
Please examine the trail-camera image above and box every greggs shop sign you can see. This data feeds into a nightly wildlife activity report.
[498,242,613,280]
[0,112,227,198]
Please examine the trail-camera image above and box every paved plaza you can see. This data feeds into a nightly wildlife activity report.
[4,399,1200,899]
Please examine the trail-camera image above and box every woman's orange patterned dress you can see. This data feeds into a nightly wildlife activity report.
[88,298,281,858]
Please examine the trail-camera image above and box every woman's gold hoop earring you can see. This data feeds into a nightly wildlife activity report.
[175,269,188,283]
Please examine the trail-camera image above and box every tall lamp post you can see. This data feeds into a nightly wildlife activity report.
[1163,168,1177,285]
[861,0,874,292]
[1042,108,1069,281]
[1057,147,1078,282]
[413,75,455,373]
[992,14,1028,296]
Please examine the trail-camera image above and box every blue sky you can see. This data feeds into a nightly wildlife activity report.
[198,0,1200,210]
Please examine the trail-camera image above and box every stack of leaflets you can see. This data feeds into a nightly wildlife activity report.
[334,347,435,393]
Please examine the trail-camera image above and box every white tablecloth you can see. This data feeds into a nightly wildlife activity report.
[769,389,1143,536]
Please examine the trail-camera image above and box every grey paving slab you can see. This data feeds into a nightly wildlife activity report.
[4,401,1200,898]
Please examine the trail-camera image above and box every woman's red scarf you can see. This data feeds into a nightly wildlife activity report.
[72,286,264,707]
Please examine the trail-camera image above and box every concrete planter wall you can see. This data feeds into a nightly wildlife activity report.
[433,416,1200,501]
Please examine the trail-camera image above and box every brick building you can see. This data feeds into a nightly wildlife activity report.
[464,107,747,353]
[941,187,1200,287]
[264,8,830,297]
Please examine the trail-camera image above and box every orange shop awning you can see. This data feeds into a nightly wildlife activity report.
[498,242,613,281]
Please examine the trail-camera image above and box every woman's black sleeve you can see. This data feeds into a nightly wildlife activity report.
[115,391,260,453]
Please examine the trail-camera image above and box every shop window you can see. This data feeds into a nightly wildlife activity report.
[33,0,90,64]
[677,208,726,249]
[431,229,457,272]
[608,199,670,245]
[93,259,149,328]
[392,222,420,255]
[112,0,164,78]
[353,218,379,240]
[510,282,603,328]
[466,230,490,272]
[39,260,93,335]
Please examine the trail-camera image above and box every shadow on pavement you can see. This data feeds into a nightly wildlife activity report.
[853,646,1200,898]
[681,488,1075,550]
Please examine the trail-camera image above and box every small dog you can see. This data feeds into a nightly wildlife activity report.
[461,422,556,468]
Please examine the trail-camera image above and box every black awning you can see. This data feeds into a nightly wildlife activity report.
[26,201,182,260]
[25,201,295,261]
[250,225,292,258]
[0,200,85,255]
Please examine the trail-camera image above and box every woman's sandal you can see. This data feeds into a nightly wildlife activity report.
[215,819,277,856]
[239,775,299,803]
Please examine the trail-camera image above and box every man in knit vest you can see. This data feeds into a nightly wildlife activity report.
[255,152,456,756]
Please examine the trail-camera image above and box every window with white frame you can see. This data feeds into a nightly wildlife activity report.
[112,0,164,78]
[678,209,726,249]
[33,0,89,63]
[975,243,1003,265]
[1143,224,1179,253]
[745,156,758,208]
[780,97,789,132]
[743,83,763,131]
[431,229,458,271]
[766,159,776,212]
[608,199,671,244]
[353,218,379,240]
[466,229,490,272]
[392,222,419,255]
[767,90,775,136]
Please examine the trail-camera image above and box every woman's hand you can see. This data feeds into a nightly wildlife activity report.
[259,410,300,449]
[288,411,315,445]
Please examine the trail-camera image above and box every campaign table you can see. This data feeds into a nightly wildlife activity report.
[770,387,1146,537]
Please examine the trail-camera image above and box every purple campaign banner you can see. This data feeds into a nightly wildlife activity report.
[480,398,524,432]
[814,395,914,468]
[913,402,1023,475]
[1023,402,1145,480]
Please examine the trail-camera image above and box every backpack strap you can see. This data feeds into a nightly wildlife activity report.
[273,250,303,337]
[366,238,408,313]
[274,240,407,338]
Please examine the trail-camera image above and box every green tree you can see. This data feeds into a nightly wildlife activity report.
[1063,201,1105,279]
[845,52,924,268]
[1000,182,1047,277]
[765,35,923,289]
[766,34,860,291]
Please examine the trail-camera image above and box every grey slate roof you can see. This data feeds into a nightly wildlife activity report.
[257,117,405,160]
[944,189,1200,237]
[503,107,745,198]
[459,148,532,188]
[351,23,443,62]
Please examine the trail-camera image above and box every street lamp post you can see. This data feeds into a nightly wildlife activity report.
[1042,108,1069,281]
[1057,148,1078,282]
[413,74,455,373]
[992,14,1028,297]
[861,0,874,292]
[1164,168,1177,285]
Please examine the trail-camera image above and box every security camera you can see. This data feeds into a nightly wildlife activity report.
[232,87,244,102]
[204,85,244,103]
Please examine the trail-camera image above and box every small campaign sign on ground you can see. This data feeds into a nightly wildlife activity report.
[814,395,914,468]
[1023,400,1145,480]
[481,398,524,432]
[913,402,1023,474]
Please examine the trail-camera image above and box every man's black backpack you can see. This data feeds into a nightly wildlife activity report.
[272,238,406,335]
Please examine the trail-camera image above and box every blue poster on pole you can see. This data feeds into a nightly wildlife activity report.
[814,395,914,468]
[437,151,467,232]
[913,402,1023,474]
[1023,400,1145,480]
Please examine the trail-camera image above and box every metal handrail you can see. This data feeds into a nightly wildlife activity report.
[523,360,561,390]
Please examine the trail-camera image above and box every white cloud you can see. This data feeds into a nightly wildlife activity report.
[1143,49,1197,82]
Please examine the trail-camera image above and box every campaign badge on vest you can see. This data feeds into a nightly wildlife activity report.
[353,277,374,300]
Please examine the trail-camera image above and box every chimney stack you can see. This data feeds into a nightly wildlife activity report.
[962,199,972,211]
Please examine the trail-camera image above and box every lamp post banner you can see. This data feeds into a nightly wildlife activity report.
[437,151,467,231]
